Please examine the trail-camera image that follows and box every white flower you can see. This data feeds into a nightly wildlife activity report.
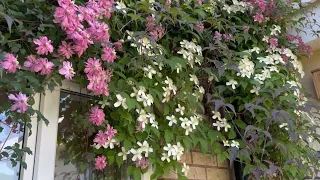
[103,139,118,149]
[237,56,255,78]
[212,111,221,120]
[114,94,128,109]
[166,115,177,126]
[130,148,143,161]
[213,118,231,132]
[223,140,230,147]
[137,141,153,157]
[270,25,281,36]
[143,65,157,79]
[147,113,156,123]
[268,66,279,72]
[184,126,193,135]
[226,79,238,89]
[98,99,110,108]
[143,94,154,107]
[163,144,177,157]
[136,109,148,129]
[116,2,127,13]
[161,153,171,162]
[250,86,260,95]
[175,104,185,115]
[130,87,138,97]
[249,47,260,54]
[199,86,205,94]
[190,115,199,129]
[151,120,158,129]
[179,117,191,129]
[189,74,199,85]
[182,163,190,176]
[230,140,240,149]
[279,123,289,131]
[118,147,130,161]
[175,64,182,73]
[262,36,269,42]
[173,142,184,160]
[291,59,305,78]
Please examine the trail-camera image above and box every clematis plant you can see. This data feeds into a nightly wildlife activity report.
[0,0,320,179]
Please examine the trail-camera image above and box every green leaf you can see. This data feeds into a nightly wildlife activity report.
[1,12,14,33]
[234,120,246,130]
[165,129,174,143]
[199,139,208,154]
[126,98,137,110]
[10,81,21,91]
[133,168,141,180]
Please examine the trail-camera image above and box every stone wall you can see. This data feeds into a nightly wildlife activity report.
[161,149,233,180]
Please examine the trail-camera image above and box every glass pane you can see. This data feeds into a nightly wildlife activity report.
[0,93,24,180]
[54,90,126,180]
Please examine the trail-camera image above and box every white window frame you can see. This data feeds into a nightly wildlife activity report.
[31,81,152,180]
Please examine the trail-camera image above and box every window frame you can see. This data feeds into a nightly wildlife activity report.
[31,81,152,180]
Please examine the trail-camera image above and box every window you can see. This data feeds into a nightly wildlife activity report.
[0,93,24,180]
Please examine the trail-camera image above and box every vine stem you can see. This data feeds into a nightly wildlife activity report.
[0,128,12,153]
[7,39,24,43]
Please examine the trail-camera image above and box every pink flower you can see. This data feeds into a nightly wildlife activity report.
[2,53,20,73]
[195,22,204,32]
[135,158,149,169]
[24,55,40,72]
[94,130,108,145]
[95,156,107,170]
[58,41,74,59]
[33,36,54,55]
[197,0,204,5]
[89,106,105,126]
[59,61,75,80]
[223,34,232,41]
[214,31,222,40]
[101,47,116,63]
[84,57,102,76]
[87,21,110,42]
[72,41,88,57]
[268,38,278,48]
[114,40,123,51]
[8,93,29,113]
[253,13,264,23]
[38,58,54,75]
[106,124,117,140]
[53,6,77,28]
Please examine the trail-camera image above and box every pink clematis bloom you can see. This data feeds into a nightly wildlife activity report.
[106,124,117,140]
[2,53,20,73]
[269,38,278,48]
[59,61,75,80]
[72,40,89,57]
[95,156,107,170]
[38,58,54,75]
[8,93,29,113]
[101,47,116,63]
[114,40,123,51]
[58,41,74,59]
[24,55,39,72]
[94,130,108,146]
[33,36,54,55]
[253,13,264,23]
[195,22,204,32]
[89,106,105,126]
[84,57,102,76]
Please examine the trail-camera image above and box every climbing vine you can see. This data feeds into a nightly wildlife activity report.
[0,0,320,179]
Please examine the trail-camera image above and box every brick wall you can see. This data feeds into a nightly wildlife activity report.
[161,150,233,180]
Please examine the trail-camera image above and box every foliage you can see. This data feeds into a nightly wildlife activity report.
[0,0,320,179]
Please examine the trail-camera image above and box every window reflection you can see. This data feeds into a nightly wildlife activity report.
[54,90,127,180]
[0,93,24,180]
